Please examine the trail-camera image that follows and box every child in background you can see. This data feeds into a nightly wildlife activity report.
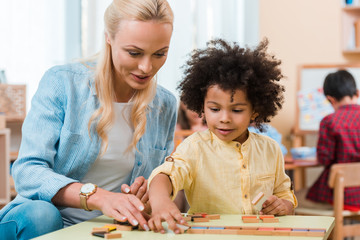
[306,70,360,208]
[176,101,207,132]
[147,39,297,234]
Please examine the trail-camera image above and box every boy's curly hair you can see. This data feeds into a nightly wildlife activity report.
[177,38,285,131]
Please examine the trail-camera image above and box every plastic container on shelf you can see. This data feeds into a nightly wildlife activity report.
[290,147,316,160]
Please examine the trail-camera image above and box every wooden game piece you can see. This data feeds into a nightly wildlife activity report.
[251,192,264,205]
[115,224,133,231]
[225,226,241,230]
[252,192,267,211]
[241,215,259,223]
[183,216,192,221]
[92,232,106,238]
[102,225,117,231]
[187,226,207,234]
[92,227,110,233]
[207,214,220,220]
[289,228,309,236]
[104,232,122,239]
[262,218,279,223]
[186,225,326,237]
[193,217,210,222]
[259,215,279,223]
[221,229,242,235]
[307,228,326,237]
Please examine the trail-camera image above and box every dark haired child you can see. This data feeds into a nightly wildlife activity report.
[148,39,297,234]
[306,70,360,208]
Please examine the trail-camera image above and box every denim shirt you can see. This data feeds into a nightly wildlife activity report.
[0,62,177,220]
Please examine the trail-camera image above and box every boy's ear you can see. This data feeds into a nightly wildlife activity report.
[251,112,259,121]
[326,95,336,105]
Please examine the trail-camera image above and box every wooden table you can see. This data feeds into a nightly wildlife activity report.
[285,157,320,191]
[34,214,334,240]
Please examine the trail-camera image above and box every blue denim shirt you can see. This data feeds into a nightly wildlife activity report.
[0,62,177,220]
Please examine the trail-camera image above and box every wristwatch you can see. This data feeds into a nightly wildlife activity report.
[79,183,97,211]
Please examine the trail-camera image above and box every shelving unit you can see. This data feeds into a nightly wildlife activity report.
[342,5,360,53]
[0,84,26,203]
[0,129,10,206]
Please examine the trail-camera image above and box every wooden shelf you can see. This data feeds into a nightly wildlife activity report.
[342,5,360,53]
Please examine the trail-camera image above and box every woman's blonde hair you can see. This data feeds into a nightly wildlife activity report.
[88,0,174,154]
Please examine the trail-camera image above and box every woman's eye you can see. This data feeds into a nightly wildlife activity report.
[210,108,220,112]
[154,52,166,57]
[128,51,140,56]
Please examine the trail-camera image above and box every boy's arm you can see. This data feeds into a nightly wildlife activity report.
[317,118,336,167]
[148,173,186,234]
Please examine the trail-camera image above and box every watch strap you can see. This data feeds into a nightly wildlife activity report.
[80,193,91,211]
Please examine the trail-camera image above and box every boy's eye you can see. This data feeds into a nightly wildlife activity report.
[210,108,220,112]
[233,109,243,113]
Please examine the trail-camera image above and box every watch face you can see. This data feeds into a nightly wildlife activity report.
[81,183,96,194]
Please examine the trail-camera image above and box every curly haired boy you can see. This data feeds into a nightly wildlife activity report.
[147,39,297,234]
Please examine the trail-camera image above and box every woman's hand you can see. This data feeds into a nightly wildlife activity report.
[260,195,294,215]
[121,176,148,204]
[90,188,150,231]
[148,197,186,234]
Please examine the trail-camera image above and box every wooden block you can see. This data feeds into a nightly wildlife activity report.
[237,229,258,235]
[207,214,220,220]
[273,230,291,236]
[176,223,189,233]
[241,226,258,230]
[104,232,122,239]
[92,232,106,238]
[203,229,221,234]
[290,228,309,237]
[251,192,265,205]
[102,225,117,231]
[221,229,242,235]
[187,228,206,234]
[92,227,110,233]
[307,231,325,237]
[225,226,241,230]
[262,218,279,223]
[259,215,274,219]
[242,218,259,223]
[183,216,192,221]
[115,224,133,231]
[193,217,210,222]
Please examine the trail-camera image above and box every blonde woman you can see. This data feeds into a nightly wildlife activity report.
[0,0,176,239]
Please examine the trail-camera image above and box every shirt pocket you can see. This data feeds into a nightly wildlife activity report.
[56,127,83,174]
[253,173,275,195]
[140,147,168,179]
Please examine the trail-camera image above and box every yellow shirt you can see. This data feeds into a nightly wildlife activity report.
[148,129,297,214]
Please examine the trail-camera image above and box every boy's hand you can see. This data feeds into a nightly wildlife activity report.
[260,195,294,215]
[148,197,186,234]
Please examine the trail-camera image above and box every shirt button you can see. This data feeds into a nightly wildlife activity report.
[243,164,246,169]
[137,161,142,166]
[165,156,174,162]
[244,194,248,199]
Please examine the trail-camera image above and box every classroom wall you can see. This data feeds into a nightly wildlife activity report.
[259,0,360,151]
